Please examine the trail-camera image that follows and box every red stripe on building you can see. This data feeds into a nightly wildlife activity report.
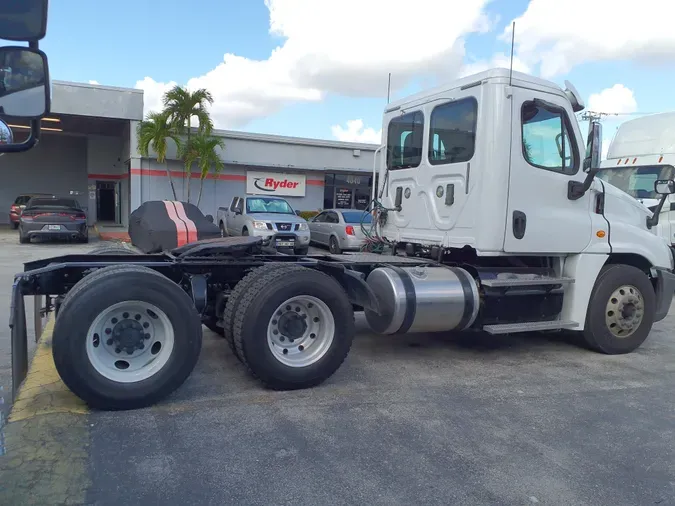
[173,201,198,243]
[131,168,246,181]
[88,173,129,180]
[130,168,325,186]
[163,201,188,247]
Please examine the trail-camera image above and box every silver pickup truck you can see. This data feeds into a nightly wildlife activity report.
[217,195,310,254]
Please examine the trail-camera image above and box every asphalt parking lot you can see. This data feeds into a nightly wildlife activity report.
[1,235,675,505]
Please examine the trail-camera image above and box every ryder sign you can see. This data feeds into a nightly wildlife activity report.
[246,171,306,197]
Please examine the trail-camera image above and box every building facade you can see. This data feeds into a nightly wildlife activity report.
[0,80,380,228]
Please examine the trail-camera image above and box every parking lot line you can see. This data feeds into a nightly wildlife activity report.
[9,319,88,423]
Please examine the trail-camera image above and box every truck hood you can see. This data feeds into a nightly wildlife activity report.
[247,212,306,223]
[601,180,653,223]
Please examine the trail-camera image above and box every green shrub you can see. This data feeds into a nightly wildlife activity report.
[297,210,320,220]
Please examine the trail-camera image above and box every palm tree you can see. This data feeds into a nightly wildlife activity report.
[181,133,225,207]
[162,85,214,202]
[136,111,181,200]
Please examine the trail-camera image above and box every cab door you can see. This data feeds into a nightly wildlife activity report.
[503,89,592,253]
[384,94,477,243]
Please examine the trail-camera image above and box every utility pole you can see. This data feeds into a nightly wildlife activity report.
[580,110,614,135]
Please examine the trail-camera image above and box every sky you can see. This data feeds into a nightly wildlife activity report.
[38,0,675,157]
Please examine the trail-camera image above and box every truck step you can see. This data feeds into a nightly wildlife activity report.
[482,320,579,334]
[480,276,575,288]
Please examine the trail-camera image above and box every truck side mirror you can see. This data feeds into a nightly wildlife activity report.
[0,0,49,41]
[583,121,603,173]
[0,46,51,154]
[655,179,675,195]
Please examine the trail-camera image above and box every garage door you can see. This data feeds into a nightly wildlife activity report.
[0,134,88,225]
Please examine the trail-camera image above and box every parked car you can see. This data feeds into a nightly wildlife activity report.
[18,196,88,244]
[308,208,371,253]
[9,192,55,229]
[216,195,310,254]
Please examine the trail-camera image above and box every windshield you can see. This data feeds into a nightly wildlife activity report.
[245,197,294,214]
[597,164,675,200]
[341,211,372,224]
[28,198,79,209]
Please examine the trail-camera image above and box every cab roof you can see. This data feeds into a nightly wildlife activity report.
[385,68,565,112]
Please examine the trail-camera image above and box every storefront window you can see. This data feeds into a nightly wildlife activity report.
[322,172,373,210]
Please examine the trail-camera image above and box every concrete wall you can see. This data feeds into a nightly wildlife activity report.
[0,134,88,224]
[51,81,144,121]
[134,159,326,219]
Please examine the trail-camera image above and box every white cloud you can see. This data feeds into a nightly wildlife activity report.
[88,80,99,85]
[587,84,637,115]
[135,0,492,127]
[135,76,177,119]
[503,0,675,78]
[331,119,381,144]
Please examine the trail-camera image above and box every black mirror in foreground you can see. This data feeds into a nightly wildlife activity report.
[0,46,50,153]
[0,0,49,42]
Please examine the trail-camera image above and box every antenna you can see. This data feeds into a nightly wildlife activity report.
[509,21,515,86]
[387,73,391,104]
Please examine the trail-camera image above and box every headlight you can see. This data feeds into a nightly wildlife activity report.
[252,221,269,230]
[297,222,308,231]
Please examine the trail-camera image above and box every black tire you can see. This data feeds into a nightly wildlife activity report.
[79,235,89,244]
[89,244,139,255]
[232,265,354,390]
[11,222,18,230]
[581,264,656,355]
[223,264,307,361]
[19,232,29,244]
[329,236,341,254]
[219,222,226,237]
[52,264,203,410]
[294,246,309,256]
[242,228,249,236]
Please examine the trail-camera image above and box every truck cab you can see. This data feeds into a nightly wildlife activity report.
[217,195,311,254]
[596,112,675,246]
[376,69,674,272]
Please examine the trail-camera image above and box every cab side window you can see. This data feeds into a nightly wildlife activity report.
[325,212,339,224]
[428,97,477,165]
[386,111,424,170]
[521,101,578,175]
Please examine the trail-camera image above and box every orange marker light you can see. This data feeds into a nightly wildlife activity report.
[659,156,664,163]
[596,230,606,238]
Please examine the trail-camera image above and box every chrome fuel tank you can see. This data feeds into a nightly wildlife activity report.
[364,265,479,335]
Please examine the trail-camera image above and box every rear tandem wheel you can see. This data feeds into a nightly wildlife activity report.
[230,264,355,390]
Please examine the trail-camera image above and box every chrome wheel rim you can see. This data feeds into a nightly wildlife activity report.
[605,284,644,338]
[86,300,175,382]
[266,295,335,367]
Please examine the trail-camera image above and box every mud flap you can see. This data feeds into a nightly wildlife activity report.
[9,278,27,402]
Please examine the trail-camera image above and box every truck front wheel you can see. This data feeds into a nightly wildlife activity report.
[52,264,203,410]
[232,264,355,390]
[582,264,656,354]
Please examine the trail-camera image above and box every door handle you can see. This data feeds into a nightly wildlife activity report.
[512,210,526,239]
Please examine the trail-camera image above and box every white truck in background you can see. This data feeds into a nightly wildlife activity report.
[597,112,675,245]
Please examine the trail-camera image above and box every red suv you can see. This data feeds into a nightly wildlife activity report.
[9,193,55,229]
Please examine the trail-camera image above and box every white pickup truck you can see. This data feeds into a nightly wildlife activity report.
[216,195,311,254]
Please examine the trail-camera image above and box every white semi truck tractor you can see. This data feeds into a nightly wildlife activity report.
[597,112,675,246]
[5,3,675,409]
